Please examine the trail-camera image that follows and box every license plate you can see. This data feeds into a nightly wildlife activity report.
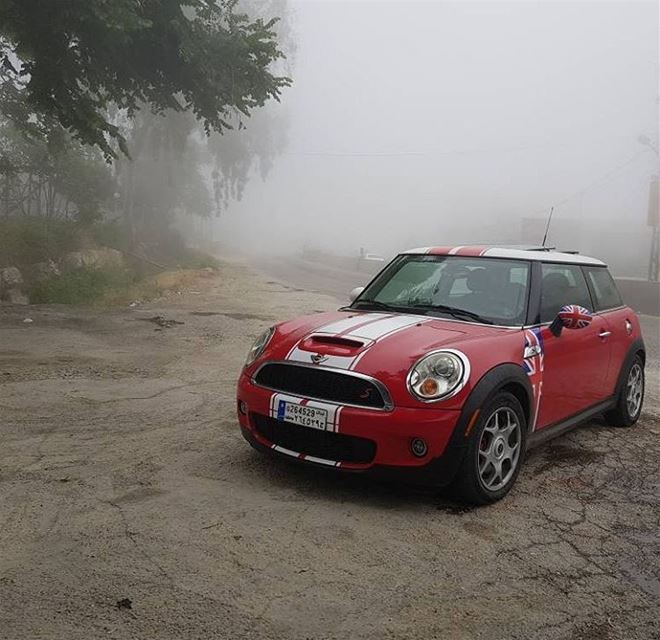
[277,400,328,430]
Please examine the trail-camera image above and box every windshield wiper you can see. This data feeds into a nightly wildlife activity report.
[406,303,494,325]
[351,299,403,312]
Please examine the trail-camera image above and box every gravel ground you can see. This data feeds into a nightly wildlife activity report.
[0,258,658,640]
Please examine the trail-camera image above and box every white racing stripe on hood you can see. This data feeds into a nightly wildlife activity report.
[312,313,390,336]
[348,317,431,370]
[285,313,428,373]
[344,315,422,341]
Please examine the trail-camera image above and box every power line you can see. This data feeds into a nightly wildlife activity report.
[527,149,652,218]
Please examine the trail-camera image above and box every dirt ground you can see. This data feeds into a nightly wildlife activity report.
[0,258,658,640]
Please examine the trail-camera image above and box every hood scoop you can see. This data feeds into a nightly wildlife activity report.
[297,334,368,357]
[309,335,365,349]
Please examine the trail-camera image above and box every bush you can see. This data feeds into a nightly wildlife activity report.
[0,217,83,267]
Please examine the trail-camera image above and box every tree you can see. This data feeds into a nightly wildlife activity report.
[0,0,290,159]
[0,118,114,220]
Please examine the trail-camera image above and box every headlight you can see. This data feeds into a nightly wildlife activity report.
[407,350,470,401]
[245,327,274,367]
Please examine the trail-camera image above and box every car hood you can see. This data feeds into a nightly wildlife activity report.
[265,309,510,378]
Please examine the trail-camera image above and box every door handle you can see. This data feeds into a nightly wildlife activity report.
[599,331,611,338]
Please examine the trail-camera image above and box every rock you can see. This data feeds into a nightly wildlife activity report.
[32,259,61,282]
[1,266,23,288]
[62,251,85,270]
[6,289,29,305]
[62,248,124,271]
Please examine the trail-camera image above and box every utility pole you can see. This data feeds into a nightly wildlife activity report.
[639,135,659,281]
[649,178,659,281]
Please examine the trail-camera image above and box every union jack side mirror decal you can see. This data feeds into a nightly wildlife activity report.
[558,305,593,330]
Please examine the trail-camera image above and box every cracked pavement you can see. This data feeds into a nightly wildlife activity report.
[0,259,658,640]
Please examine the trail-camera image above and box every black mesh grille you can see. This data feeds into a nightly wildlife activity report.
[254,363,387,409]
[252,413,376,464]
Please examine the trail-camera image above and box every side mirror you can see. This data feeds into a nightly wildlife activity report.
[549,305,593,337]
[349,286,365,303]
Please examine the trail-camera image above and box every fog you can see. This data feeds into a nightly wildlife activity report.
[214,0,659,277]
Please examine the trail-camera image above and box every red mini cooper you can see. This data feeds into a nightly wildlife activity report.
[237,246,646,503]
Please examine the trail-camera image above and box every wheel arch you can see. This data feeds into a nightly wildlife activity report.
[614,338,646,397]
[449,363,534,448]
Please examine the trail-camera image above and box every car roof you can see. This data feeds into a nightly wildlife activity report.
[401,245,606,266]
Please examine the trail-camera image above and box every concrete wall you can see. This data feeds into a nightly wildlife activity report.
[615,278,660,317]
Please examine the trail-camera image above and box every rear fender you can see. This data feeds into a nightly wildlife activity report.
[614,338,646,397]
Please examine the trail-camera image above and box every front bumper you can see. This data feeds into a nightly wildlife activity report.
[236,372,467,487]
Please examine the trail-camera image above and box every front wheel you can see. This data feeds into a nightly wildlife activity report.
[450,392,527,505]
[604,355,644,428]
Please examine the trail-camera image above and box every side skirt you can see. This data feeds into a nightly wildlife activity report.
[527,397,616,449]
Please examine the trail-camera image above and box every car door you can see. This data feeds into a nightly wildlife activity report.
[582,266,631,396]
[534,262,612,429]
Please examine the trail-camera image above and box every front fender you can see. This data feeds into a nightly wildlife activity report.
[448,363,534,448]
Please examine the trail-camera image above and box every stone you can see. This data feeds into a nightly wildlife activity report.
[62,248,124,271]
[1,266,23,288]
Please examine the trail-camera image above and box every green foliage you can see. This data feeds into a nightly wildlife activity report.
[0,119,115,220]
[0,217,83,267]
[29,266,139,305]
[88,218,126,252]
[0,0,291,159]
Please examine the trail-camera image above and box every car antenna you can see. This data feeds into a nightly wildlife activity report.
[541,206,554,248]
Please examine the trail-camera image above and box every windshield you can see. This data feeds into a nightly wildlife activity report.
[353,255,530,327]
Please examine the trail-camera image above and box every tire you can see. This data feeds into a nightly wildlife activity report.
[450,392,527,505]
[604,354,644,428]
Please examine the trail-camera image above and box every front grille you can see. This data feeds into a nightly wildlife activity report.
[252,413,376,464]
[253,362,388,409]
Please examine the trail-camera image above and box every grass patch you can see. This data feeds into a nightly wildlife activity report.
[29,266,142,305]
[175,247,220,270]
[28,265,217,307]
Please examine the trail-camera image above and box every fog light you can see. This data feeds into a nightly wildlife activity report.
[238,400,248,415]
[411,438,428,458]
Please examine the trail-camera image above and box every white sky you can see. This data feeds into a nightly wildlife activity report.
[216,0,659,276]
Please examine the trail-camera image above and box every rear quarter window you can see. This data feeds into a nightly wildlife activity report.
[584,267,623,311]
[583,267,623,311]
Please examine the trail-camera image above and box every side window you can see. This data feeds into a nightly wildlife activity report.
[540,263,593,323]
[584,267,623,311]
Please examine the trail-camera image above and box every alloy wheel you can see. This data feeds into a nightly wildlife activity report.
[626,363,643,418]
[478,407,521,492]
